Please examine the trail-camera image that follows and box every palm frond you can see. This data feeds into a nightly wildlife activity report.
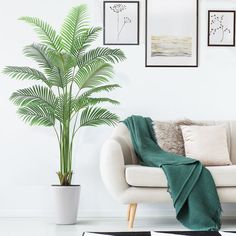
[61,53,77,71]
[77,47,126,68]
[55,93,72,122]
[72,27,102,57]
[80,107,119,127]
[49,67,73,88]
[79,84,120,98]
[72,97,119,112]
[72,97,119,113]
[47,51,77,72]
[46,67,63,88]
[23,44,67,88]
[87,97,119,105]
[75,60,113,89]
[62,68,74,87]
[10,85,58,110]
[61,5,89,53]
[18,105,55,126]
[45,50,63,69]
[3,66,51,87]
[19,16,62,51]
[82,27,102,45]
[23,44,53,70]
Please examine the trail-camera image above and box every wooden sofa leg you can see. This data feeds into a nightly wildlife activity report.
[127,204,131,221]
[128,203,137,229]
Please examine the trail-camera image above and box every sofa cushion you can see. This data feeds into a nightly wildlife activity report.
[153,120,232,158]
[181,125,232,166]
[152,119,195,156]
[125,164,236,187]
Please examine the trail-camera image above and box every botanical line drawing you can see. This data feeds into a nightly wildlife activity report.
[209,14,231,42]
[118,16,131,39]
[110,4,132,41]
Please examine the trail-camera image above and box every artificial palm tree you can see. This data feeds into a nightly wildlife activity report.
[3,5,125,186]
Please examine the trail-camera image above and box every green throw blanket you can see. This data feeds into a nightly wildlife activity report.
[123,115,222,231]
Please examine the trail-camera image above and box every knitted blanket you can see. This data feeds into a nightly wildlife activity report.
[123,115,221,231]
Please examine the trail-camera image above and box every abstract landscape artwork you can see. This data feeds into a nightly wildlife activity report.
[151,36,192,57]
[208,10,235,46]
[103,1,139,45]
[146,0,198,67]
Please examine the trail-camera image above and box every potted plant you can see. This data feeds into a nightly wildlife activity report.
[3,5,125,224]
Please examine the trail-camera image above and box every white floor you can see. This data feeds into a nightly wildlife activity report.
[0,217,235,236]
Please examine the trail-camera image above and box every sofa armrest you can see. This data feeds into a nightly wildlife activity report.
[100,139,129,202]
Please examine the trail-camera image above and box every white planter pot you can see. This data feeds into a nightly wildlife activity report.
[52,185,81,225]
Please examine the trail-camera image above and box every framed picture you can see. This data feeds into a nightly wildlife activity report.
[208,10,235,47]
[145,0,198,67]
[103,1,139,45]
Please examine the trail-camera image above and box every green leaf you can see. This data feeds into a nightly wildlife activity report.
[87,97,119,105]
[79,84,120,98]
[82,27,102,46]
[62,68,74,87]
[45,67,63,88]
[72,97,120,113]
[61,5,89,53]
[19,16,62,51]
[55,93,72,122]
[3,66,51,87]
[10,85,58,110]
[75,60,113,89]
[23,44,66,88]
[49,67,73,88]
[24,44,75,88]
[23,44,53,70]
[80,107,119,127]
[78,47,126,68]
[60,53,77,71]
[47,51,77,72]
[18,105,55,126]
[73,97,119,113]
[72,27,102,57]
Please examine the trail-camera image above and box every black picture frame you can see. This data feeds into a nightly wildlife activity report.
[103,1,140,45]
[145,0,199,67]
[208,10,236,47]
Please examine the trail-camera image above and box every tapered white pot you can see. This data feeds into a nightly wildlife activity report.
[52,185,80,224]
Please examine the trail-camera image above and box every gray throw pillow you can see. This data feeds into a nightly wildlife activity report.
[152,119,195,156]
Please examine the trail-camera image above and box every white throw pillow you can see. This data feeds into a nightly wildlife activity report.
[181,125,232,166]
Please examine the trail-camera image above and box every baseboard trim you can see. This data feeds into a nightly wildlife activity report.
[0,210,53,218]
[0,209,235,218]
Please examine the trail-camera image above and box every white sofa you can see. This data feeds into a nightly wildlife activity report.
[100,121,236,228]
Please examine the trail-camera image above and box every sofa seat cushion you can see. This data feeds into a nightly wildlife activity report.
[125,165,236,187]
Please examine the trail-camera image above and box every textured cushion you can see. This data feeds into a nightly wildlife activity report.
[125,165,236,187]
[181,125,231,166]
[152,119,195,156]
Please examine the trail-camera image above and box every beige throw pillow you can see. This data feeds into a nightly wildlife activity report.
[181,125,232,166]
[152,119,194,156]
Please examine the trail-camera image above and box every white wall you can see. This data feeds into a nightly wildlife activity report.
[1,0,236,218]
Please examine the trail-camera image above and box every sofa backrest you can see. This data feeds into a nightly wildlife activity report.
[111,120,236,165]
[111,123,139,165]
